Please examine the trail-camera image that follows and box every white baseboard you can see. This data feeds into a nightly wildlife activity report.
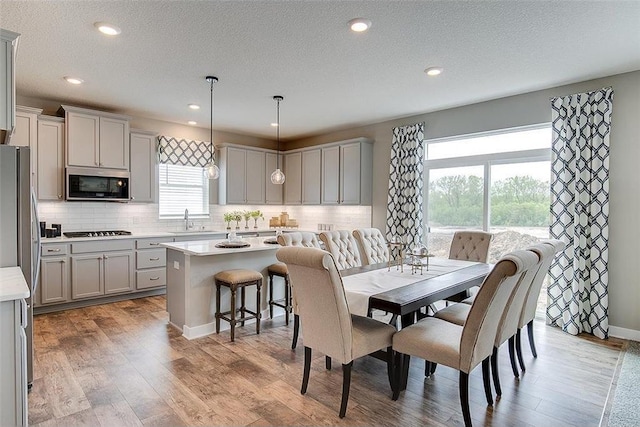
[609,325,640,342]
[182,322,217,340]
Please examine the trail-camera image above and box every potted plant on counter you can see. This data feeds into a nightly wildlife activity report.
[243,210,252,229]
[223,212,234,230]
[250,210,264,229]
[232,211,242,230]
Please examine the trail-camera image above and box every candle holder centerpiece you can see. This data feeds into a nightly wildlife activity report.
[409,245,433,275]
[387,235,405,272]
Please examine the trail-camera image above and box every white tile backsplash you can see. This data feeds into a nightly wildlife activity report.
[37,202,372,234]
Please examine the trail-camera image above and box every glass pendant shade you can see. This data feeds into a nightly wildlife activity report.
[204,163,220,179]
[270,168,285,185]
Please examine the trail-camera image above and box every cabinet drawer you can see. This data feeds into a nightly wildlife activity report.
[136,268,166,289]
[136,238,172,249]
[136,249,166,269]
[71,239,134,254]
[41,244,68,256]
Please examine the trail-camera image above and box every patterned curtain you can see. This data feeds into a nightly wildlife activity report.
[386,123,425,249]
[547,87,613,339]
[158,135,213,167]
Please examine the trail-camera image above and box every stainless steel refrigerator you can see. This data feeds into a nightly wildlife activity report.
[0,145,41,388]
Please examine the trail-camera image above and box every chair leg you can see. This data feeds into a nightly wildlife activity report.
[301,346,311,394]
[215,283,221,334]
[339,362,353,418]
[516,329,526,372]
[268,273,274,320]
[425,360,431,377]
[326,356,332,370]
[527,320,538,357]
[386,346,394,392]
[459,371,472,427]
[491,346,502,396]
[482,357,493,406]
[284,276,290,325]
[291,314,299,350]
[240,286,246,327]
[255,281,261,335]
[431,362,438,375]
[508,336,519,378]
[392,352,403,400]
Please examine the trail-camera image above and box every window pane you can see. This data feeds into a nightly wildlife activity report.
[427,166,484,257]
[159,164,209,218]
[427,127,551,160]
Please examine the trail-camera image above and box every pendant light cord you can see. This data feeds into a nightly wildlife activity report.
[210,78,214,162]
[276,98,280,169]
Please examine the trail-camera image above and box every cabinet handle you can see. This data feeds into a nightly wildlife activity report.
[150,277,160,281]
[47,248,61,252]
[131,196,135,200]
[149,243,160,246]
[58,194,62,199]
[60,260,66,263]
[103,255,109,259]
[149,257,160,261]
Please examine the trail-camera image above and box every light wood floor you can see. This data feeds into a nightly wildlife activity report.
[29,296,625,427]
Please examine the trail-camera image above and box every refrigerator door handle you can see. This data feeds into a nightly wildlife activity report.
[31,188,41,294]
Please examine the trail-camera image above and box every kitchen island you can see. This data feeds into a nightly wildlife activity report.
[162,237,282,339]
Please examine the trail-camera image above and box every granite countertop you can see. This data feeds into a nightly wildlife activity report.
[161,236,281,256]
[0,267,30,302]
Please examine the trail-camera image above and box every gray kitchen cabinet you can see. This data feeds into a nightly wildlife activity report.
[135,237,172,290]
[218,145,269,205]
[1,29,19,142]
[321,145,340,204]
[38,243,69,306]
[0,296,27,427]
[320,138,373,205]
[302,149,321,205]
[37,116,65,201]
[61,105,130,170]
[10,106,41,191]
[70,239,134,299]
[265,152,283,204]
[129,129,157,203]
[284,151,302,204]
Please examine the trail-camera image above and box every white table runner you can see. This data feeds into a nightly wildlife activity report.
[341,258,478,316]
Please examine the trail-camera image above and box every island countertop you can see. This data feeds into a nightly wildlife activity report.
[161,236,280,256]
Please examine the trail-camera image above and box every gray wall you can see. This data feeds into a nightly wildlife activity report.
[293,70,640,335]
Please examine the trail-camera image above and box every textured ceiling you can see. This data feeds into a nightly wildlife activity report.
[1,1,639,140]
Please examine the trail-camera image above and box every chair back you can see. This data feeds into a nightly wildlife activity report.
[449,230,493,263]
[319,230,363,270]
[518,239,566,329]
[352,228,389,265]
[494,244,553,346]
[276,247,354,364]
[459,249,538,373]
[277,231,321,248]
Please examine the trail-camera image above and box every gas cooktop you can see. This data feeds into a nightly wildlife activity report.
[63,230,132,238]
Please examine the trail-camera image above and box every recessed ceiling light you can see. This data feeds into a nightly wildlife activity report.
[64,76,84,85]
[188,121,197,125]
[270,122,278,127]
[424,67,443,77]
[348,18,372,33]
[188,104,200,110]
[94,22,121,36]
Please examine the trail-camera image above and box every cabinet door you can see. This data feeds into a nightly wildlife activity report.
[340,143,362,204]
[302,149,321,205]
[37,119,64,201]
[11,109,39,192]
[265,152,283,204]
[40,257,68,304]
[321,146,340,205]
[225,147,247,204]
[71,255,103,299]
[245,150,265,204]
[129,132,155,202]
[104,252,134,295]
[284,152,302,204]
[99,117,129,169]
[66,112,99,167]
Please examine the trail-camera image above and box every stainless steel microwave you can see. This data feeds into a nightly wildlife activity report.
[66,167,130,202]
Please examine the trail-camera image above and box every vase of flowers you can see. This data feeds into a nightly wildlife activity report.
[223,212,234,230]
[250,210,264,229]
[243,210,252,229]
[232,211,242,230]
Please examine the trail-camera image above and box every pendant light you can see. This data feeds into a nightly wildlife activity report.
[204,75,220,179]
[270,95,285,185]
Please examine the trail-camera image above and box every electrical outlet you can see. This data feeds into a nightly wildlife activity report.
[174,261,180,270]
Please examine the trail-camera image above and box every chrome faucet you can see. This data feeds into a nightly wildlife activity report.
[184,209,193,230]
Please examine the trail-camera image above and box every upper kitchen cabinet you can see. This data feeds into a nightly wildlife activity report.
[265,152,283,204]
[37,116,64,201]
[302,149,321,205]
[0,29,19,144]
[60,105,130,170]
[129,129,157,203]
[10,106,42,190]
[218,144,274,205]
[320,138,373,205]
[284,151,302,205]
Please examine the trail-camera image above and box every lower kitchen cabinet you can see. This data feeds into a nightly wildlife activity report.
[40,256,68,304]
[135,237,171,290]
[0,296,28,427]
[71,251,133,299]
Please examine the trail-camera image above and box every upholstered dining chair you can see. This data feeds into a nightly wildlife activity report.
[352,228,389,266]
[516,239,566,367]
[276,232,323,350]
[319,230,363,270]
[276,246,396,418]
[392,249,538,427]
[444,230,493,305]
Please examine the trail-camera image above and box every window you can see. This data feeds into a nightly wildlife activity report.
[425,125,551,263]
[159,164,209,218]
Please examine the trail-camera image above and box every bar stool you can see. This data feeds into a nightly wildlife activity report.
[214,269,263,342]
[267,262,291,324]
